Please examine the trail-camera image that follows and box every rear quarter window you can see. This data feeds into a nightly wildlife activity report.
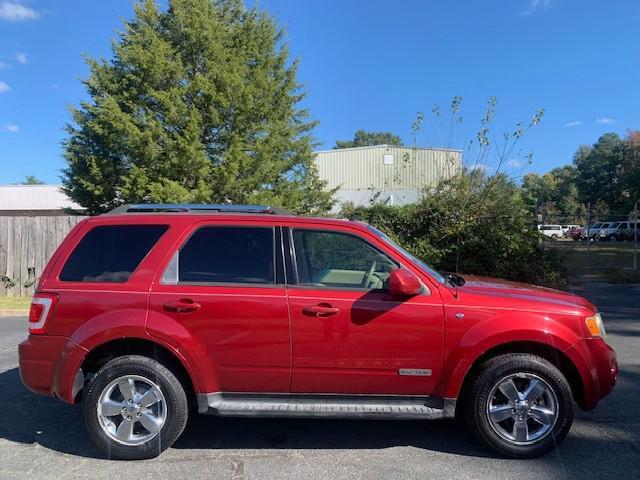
[59,224,168,282]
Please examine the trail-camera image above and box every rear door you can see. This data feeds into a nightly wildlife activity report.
[285,224,445,395]
[148,221,291,393]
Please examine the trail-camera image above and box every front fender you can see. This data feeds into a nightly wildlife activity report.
[440,310,583,399]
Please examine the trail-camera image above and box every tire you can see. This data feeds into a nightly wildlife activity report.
[82,355,189,460]
[608,234,616,242]
[464,353,574,458]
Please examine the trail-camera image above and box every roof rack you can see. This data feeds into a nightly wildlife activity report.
[106,203,291,215]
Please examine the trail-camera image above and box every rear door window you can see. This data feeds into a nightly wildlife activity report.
[60,225,168,282]
[177,226,275,285]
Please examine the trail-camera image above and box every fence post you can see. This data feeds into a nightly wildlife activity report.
[634,200,638,271]
[586,201,591,269]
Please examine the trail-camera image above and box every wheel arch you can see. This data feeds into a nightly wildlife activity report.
[455,341,586,417]
[78,337,198,406]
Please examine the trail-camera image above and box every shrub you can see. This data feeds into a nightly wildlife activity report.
[341,173,565,287]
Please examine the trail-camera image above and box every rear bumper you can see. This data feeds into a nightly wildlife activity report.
[19,334,88,404]
[565,337,617,410]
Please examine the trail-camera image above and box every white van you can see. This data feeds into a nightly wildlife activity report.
[537,224,563,239]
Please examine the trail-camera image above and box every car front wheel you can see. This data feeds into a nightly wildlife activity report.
[82,355,189,460]
[465,353,574,458]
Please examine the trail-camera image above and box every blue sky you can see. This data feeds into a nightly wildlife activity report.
[0,0,638,184]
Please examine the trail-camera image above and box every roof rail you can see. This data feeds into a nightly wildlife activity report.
[106,203,291,215]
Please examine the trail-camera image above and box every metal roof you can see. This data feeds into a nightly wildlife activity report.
[314,144,463,154]
[0,185,83,211]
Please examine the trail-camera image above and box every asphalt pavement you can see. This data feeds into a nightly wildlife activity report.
[0,283,638,479]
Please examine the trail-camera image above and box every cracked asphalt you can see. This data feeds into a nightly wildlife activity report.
[0,283,638,479]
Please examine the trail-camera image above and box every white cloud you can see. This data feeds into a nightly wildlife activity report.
[0,81,10,93]
[0,124,19,132]
[507,159,523,168]
[521,0,552,15]
[564,120,582,127]
[595,117,616,125]
[0,61,11,69]
[0,1,40,21]
[15,52,27,64]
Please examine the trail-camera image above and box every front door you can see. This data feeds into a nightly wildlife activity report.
[148,223,290,393]
[286,226,445,395]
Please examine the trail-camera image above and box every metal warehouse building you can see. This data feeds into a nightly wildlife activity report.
[314,145,462,211]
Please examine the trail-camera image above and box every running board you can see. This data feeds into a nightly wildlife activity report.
[197,393,456,420]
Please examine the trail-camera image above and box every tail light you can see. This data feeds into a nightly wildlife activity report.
[28,293,58,335]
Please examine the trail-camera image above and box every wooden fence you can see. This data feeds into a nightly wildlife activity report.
[0,216,85,297]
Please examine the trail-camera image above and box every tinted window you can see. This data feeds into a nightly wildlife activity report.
[60,225,168,282]
[179,227,274,284]
[292,229,396,290]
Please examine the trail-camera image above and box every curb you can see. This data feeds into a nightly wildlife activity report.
[0,309,28,317]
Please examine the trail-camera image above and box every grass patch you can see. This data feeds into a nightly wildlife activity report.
[545,240,640,283]
[603,268,640,284]
[0,296,32,311]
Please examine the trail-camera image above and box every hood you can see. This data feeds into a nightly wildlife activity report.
[455,274,595,315]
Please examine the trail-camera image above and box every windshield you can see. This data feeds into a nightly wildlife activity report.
[366,225,446,284]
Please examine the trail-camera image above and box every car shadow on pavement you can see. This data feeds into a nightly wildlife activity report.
[0,363,637,466]
[0,367,493,459]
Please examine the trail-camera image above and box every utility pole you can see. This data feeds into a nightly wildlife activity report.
[586,201,591,267]
[634,200,638,271]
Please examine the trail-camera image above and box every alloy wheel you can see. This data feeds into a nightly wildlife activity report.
[486,372,559,445]
[96,375,167,446]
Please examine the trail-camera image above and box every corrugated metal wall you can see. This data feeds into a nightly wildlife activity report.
[315,146,461,190]
[0,216,85,297]
[0,185,82,211]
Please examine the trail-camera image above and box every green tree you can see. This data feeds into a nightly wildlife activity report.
[573,133,627,211]
[334,129,403,149]
[21,175,44,185]
[62,0,333,215]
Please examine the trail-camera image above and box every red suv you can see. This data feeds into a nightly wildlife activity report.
[19,204,617,460]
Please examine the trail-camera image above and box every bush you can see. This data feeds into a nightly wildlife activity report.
[341,173,566,287]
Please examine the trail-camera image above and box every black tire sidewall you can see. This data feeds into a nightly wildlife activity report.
[82,355,188,460]
[466,354,574,458]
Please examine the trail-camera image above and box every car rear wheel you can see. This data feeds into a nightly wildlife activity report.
[82,355,188,460]
[464,353,573,458]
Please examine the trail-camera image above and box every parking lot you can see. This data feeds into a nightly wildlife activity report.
[0,283,638,480]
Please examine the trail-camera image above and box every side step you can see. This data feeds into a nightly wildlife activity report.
[197,393,455,420]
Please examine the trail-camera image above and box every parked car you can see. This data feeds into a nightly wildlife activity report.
[567,226,583,241]
[19,204,617,460]
[603,221,639,241]
[582,223,605,241]
[560,225,580,237]
[597,222,621,241]
[537,224,563,239]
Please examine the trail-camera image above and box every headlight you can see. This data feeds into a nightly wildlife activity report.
[585,313,606,338]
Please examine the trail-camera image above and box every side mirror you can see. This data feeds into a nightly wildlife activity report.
[388,268,422,297]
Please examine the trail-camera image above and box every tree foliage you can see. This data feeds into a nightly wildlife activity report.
[334,129,402,149]
[62,0,333,215]
[21,175,44,185]
[521,131,639,222]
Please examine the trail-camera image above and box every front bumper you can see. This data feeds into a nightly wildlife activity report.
[565,337,617,410]
[19,334,88,404]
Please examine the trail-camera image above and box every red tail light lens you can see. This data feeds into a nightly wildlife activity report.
[28,293,58,335]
